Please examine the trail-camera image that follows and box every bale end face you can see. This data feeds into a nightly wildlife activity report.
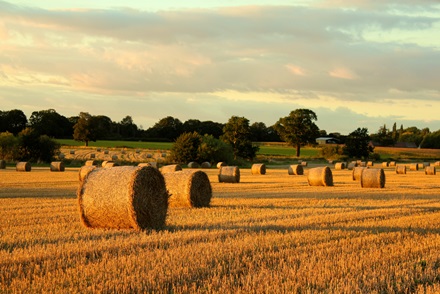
[425,166,436,175]
[16,162,31,172]
[360,168,385,188]
[288,164,304,175]
[251,163,266,175]
[307,166,333,187]
[50,161,65,172]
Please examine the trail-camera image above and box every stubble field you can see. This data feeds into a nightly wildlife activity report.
[1,163,440,293]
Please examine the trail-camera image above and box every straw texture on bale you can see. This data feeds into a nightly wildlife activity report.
[200,162,211,168]
[188,162,200,168]
[307,166,333,187]
[0,160,5,169]
[347,162,357,170]
[360,168,385,188]
[216,162,226,169]
[288,164,304,175]
[79,165,97,181]
[352,167,369,181]
[163,170,212,208]
[367,161,374,167]
[382,162,389,167]
[334,162,346,170]
[138,162,152,168]
[16,162,31,172]
[425,166,436,175]
[395,165,407,174]
[78,166,169,230]
[85,160,97,166]
[50,161,65,172]
[103,161,119,168]
[409,163,418,171]
[389,161,396,167]
[218,166,240,183]
[251,163,266,175]
[160,164,182,174]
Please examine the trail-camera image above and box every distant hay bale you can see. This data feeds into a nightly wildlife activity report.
[425,166,436,175]
[251,163,266,175]
[395,165,407,174]
[90,153,96,159]
[200,162,211,168]
[160,164,182,174]
[216,162,226,169]
[360,168,385,188]
[104,150,109,155]
[79,165,97,181]
[50,161,65,172]
[78,166,169,230]
[301,161,308,167]
[147,154,152,158]
[188,162,200,168]
[435,161,440,167]
[111,155,118,161]
[136,149,141,154]
[218,166,240,183]
[347,162,357,170]
[58,153,65,159]
[334,162,346,170]
[103,161,119,168]
[70,150,75,155]
[367,161,374,167]
[121,150,126,155]
[307,166,333,186]
[138,162,152,168]
[16,162,31,172]
[382,162,389,168]
[409,163,418,171]
[0,160,6,169]
[97,148,101,152]
[85,160,97,166]
[359,162,367,167]
[352,167,369,181]
[389,161,396,167]
[288,164,304,175]
[161,153,167,158]
[423,162,430,167]
[417,163,425,169]
[163,170,212,208]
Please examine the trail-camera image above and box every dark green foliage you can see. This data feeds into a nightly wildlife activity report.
[16,128,60,162]
[28,109,72,138]
[343,128,374,159]
[73,112,97,146]
[221,116,259,160]
[318,144,345,161]
[419,130,440,148]
[0,132,18,161]
[198,135,233,164]
[170,132,202,164]
[0,109,27,135]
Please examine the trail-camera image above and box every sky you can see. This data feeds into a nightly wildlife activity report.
[0,0,439,135]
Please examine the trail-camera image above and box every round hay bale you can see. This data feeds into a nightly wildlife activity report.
[200,162,211,168]
[218,166,240,183]
[360,168,385,188]
[161,153,167,158]
[216,162,226,169]
[50,161,65,172]
[307,166,333,186]
[288,164,303,175]
[163,170,212,208]
[395,165,406,174]
[435,161,440,167]
[121,150,126,155]
[367,161,374,167]
[347,162,357,170]
[138,162,152,168]
[160,164,182,174]
[78,166,169,230]
[85,160,97,166]
[136,149,141,154]
[16,162,31,172]
[382,162,389,168]
[104,161,119,168]
[97,148,101,152]
[301,161,308,167]
[149,162,159,169]
[0,160,6,169]
[425,166,436,175]
[389,161,396,167]
[334,162,346,170]
[352,167,368,181]
[111,155,118,161]
[58,153,65,159]
[147,154,152,158]
[409,163,418,171]
[251,163,266,175]
[417,163,425,169]
[423,162,430,167]
[359,161,367,167]
[70,150,75,155]
[90,153,96,159]
[188,162,200,168]
[104,150,109,155]
[79,165,97,181]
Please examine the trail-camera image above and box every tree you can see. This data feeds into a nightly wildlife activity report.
[16,128,60,162]
[170,132,202,164]
[28,109,72,138]
[273,109,320,157]
[147,116,183,141]
[118,115,138,138]
[343,128,374,159]
[73,112,97,146]
[0,109,27,135]
[0,132,18,161]
[221,116,259,160]
[198,134,233,164]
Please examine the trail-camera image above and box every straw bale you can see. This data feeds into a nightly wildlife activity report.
[334,162,346,170]
[216,162,226,169]
[307,166,333,186]
[188,162,200,168]
[147,154,152,158]
[200,162,211,168]
[111,155,118,161]
[136,149,141,154]
[58,153,65,159]
[85,160,97,166]
[138,163,152,168]
[0,160,5,169]
[347,162,357,170]
[218,166,240,183]
[16,162,31,172]
[395,165,406,174]
[409,163,418,171]
[301,161,308,167]
[425,166,436,175]
[389,161,396,167]
[79,165,97,181]
[423,162,430,167]
[435,161,440,167]
[78,166,169,230]
[163,170,212,208]
[121,150,126,155]
[359,162,367,167]
[367,161,374,167]
[251,163,266,175]
[161,153,167,158]
[90,153,96,159]
[360,168,385,188]
[70,150,75,155]
[97,148,101,152]
[352,167,369,181]
[382,162,389,167]
[288,164,304,175]
[104,150,109,154]
[104,161,119,168]
[50,161,65,172]
[160,164,182,174]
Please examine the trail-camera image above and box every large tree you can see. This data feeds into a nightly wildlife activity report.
[28,109,72,138]
[221,116,259,160]
[273,109,320,157]
[73,112,97,146]
[0,109,28,135]
[343,127,374,159]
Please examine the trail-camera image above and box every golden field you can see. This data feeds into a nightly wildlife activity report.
[1,163,440,293]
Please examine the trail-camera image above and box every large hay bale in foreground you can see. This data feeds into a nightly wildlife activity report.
[352,167,369,181]
[425,166,436,175]
[334,162,346,170]
[251,163,266,175]
[395,165,406,174]
[218,166,240,183]
[360,168,385,188]
[50,161,65,172]
[216,162,226,169]
[163,170,212,208]
[288,164,303,175]
[160,164,182,174]
[79,165,97,181]
[0,160,6,169]
[78,166,169,230]
[409,163,418,171]
[307,166,333,186]
[85,160,96,166]
[16,162,31,172]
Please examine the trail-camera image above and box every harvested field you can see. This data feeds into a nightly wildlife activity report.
[1,165,440,293]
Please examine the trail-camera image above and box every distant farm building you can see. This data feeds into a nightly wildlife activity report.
[316,137,340,145]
